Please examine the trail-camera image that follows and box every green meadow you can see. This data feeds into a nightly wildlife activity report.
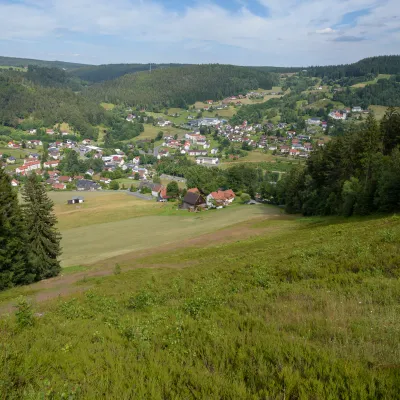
[0,212,399,398]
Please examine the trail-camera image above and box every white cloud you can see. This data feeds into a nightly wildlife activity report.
[0,0,398,65]
[316,28,337,34]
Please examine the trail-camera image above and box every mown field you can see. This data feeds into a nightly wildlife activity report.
[351,74,391,88]
[1,213,399,398]
[49,191,278,267]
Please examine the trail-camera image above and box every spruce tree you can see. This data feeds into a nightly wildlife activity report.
[0,168,30,290]
[22,174,62,280]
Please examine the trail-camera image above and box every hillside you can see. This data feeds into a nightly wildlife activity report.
[306,55,400,86]
[0,69,105,137]
[0,56,90,70]
[84,64,279,108]
[0,213,399,398]
[69,63,187,83]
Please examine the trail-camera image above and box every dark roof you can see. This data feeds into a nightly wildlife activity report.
[183,192,205,206]
[76,179,100,190]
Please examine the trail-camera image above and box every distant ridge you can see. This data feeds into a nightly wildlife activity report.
[0,56,92,70]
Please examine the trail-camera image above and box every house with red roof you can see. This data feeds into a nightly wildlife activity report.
[206,189,236,207]
[44,160,60,169]
[52,183,66,190]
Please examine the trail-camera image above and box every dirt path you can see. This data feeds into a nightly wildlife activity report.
[0,214,294,314]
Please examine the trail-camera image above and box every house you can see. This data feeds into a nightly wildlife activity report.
[44,160,60,169]
[158,186,170,201]
[76,179,101,191]
[8,141,20,149]
[188,150,208,157]
[280,146,290,154]
[289,149,300,157]
[46,129,55,135]
[29,129,37,134]
[52,183,66,190]
[99,177,111,184]
[27,153,40,160]
[157,150,170,159]
[28,139,43,146]
[157,120,172,127]
[132,156,140,165]
[67,196,84,205]
[187,188,200,194]
[196,157,219,165]
[352,106,362,113]
[86,169,95,177]
[11,179,19,187]
[211,148,219,155]
[48,170,59,178]
[207,190,236,207]
[6,157,16,164]
[82,139,91,145]
[181,192,206,211]
[307,118,321,125]
[56,176,72,183]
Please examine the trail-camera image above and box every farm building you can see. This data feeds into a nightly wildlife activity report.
[181,192,206,211]
[67,196,84,205]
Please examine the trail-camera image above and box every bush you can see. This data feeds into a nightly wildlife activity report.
[15,296,35,329]
[240,193,251,203]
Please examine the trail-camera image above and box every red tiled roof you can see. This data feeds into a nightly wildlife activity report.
[188,188,200,194]
[210,190,235,201]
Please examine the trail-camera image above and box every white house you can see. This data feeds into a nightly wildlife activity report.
[44,160,60,169]
[352,106,362,113]
[196,157,219,165]
[11,179,19,187]
[211,148,218,155]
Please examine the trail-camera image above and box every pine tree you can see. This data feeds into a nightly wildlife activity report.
[0,168,30,290]
[22,174,62,280]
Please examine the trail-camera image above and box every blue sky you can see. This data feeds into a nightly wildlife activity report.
[0,0,399,66]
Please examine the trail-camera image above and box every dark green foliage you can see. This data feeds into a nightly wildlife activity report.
[0,55,89,69]
[166,181,179,198]
[85,64,279,107]
[0,168,30,289]
[70,63,186,83]
[307,55,400,80]
[381,107,400,154]
[280,110,400,215]
[22,175,62,280]
[0,71,104,137]
[333,77,400,108]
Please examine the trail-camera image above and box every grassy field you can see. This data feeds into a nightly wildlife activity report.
[351,74,391,88]
[369,105,400,120]
[48,191,277,267]
[220,151,282,167]
[139,124,184,140]
[100,103,116,110]
[1,213,399,398]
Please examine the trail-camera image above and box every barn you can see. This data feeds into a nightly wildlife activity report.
[67,196,85,205]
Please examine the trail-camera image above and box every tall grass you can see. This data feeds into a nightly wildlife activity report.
[1,215,399,398]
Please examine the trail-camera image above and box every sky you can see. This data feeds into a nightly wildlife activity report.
[0,0,399,66]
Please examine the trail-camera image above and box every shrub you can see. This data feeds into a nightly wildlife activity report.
[15,296,34,329]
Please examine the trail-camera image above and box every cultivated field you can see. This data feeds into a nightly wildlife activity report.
[369,105,400,120]
[351,74,391,88]
[49,191,282,267]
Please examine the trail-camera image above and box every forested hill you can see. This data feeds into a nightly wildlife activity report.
[84,64,279,108]
[306,55,400,81]
[69,63,187,83]
[0,69,104,138]
[0,56,90,70]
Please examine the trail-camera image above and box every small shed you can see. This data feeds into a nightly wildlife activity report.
[67,196,84,205]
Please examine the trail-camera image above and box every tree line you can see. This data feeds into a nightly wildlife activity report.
[306,55,400,81]
[333,76,400,108]
[0,170,61,291]
[276,109,400,215]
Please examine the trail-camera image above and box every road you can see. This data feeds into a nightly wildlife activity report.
[125,190,154,201]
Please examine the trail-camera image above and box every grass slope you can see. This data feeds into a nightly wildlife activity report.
[1,214,399,398]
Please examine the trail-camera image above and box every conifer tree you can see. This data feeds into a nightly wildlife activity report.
[22,174,62,280]
[0,168,30,290]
